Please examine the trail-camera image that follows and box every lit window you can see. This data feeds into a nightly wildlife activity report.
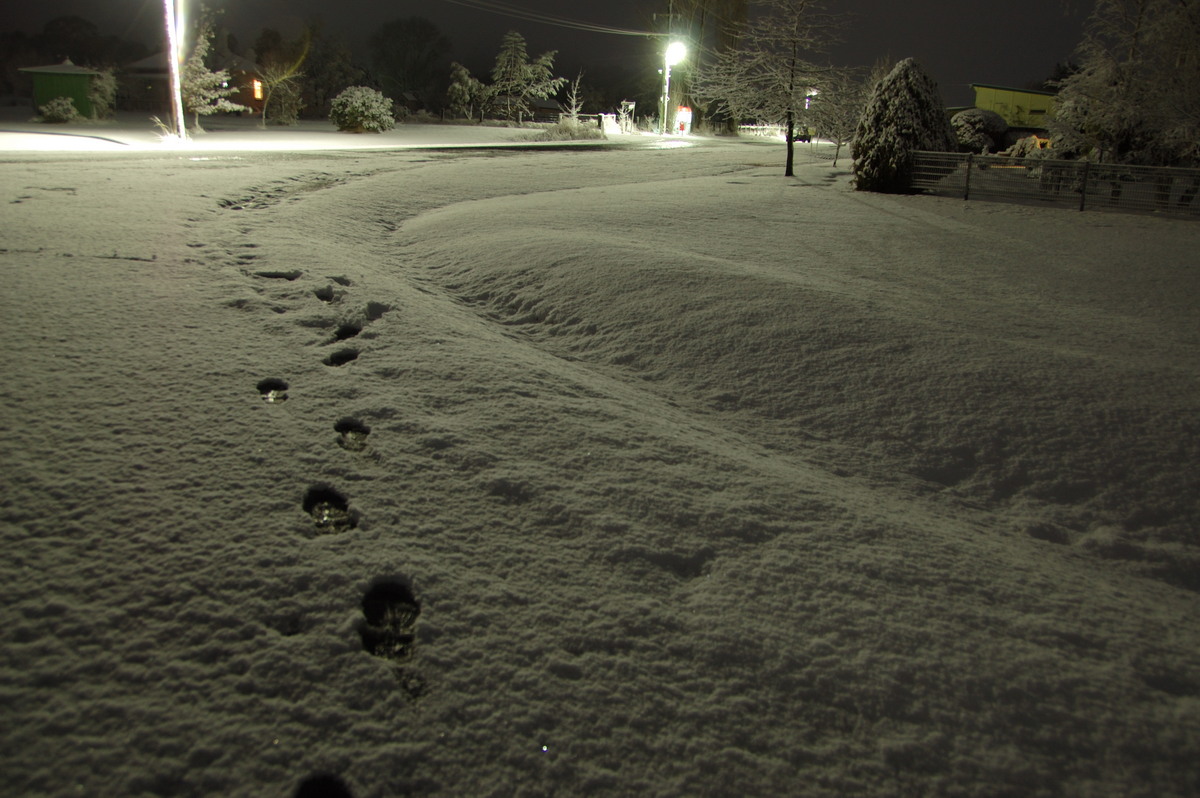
[253,79,263,101]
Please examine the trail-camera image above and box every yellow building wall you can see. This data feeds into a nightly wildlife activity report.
[972,85,1055,128]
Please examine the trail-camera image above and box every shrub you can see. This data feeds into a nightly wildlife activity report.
[329,86,395,133]
[39,96,80,123]
[526,119,606,142]
[951,108,1008,153]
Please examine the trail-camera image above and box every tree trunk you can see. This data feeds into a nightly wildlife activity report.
[785,110,795,176]
[785,42,796,177]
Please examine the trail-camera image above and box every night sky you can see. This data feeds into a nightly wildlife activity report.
[7,0,1089,105]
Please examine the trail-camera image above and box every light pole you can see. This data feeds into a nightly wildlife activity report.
[163,0,187,140]
[660,41,686,135]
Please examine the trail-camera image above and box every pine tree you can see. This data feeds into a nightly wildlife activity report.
[181,15,250,132]
[851,58,955,193]
[488,31,566,123]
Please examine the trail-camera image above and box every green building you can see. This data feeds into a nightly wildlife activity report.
[19,59,103,118]
[970,84,1055,128]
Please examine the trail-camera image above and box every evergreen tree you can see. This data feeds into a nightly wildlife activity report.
[446,62,485,120]
[489,31,566,123]
[87,67,118,119]
[851,58,955,193]
[181,15,249,132]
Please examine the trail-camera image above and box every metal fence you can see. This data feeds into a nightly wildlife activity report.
[911,151,1200,218]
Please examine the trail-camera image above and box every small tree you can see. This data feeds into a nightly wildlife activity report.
[564,71,585,122]
[851,57,956,193]
[489,30,566,123]
[806,67,870,166]
[87,67,117,119]
[181,14,250,132]
[693,0,842,176]
[253,27,308,126]
[447,61,485,120]
[258,61,304,125]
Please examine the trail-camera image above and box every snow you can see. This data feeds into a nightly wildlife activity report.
[2,117,1199,797]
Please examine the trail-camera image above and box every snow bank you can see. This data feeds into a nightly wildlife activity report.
[2,139,1197,797]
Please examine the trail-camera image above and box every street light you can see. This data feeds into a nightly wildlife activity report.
[163,0,187,141]
[660,41,687,135]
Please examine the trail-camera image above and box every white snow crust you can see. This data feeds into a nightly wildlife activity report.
[2,128,1198,797]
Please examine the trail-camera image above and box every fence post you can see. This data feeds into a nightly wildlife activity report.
[964,153,973,201]
[1079,160,1090,212]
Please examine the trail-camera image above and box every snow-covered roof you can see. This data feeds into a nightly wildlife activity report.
[125,52,169,73]
[18,58,102,76]
[970,83,1056,97]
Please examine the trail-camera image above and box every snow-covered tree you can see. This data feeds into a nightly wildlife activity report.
[446,62,485,121]
[488,30,566,123]
[86,67,118,119]
[851,57,956,193]
[806,67,871,166]
[253,27,307,126]
[693,0,841,176]
[1050,0,1200,165]
[181,15,250,132]
[257,59,304,126]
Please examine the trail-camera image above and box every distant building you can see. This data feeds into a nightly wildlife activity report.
[18,59,102,116]
[970,84,1055,128]
[122,47,262,114]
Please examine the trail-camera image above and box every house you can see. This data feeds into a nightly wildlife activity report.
[122,51,171,111]
[121,46,262,114]
[970,84,1055,128]
[18,59,102,116]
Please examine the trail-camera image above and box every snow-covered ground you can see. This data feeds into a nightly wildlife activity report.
[2,121,1198,797]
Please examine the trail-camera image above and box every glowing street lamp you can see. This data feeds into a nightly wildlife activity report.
[163,0,187,141]
[660,41,687,135]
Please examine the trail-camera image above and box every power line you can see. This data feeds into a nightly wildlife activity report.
[436,0,661,37]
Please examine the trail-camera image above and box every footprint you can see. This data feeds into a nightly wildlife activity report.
[314,285,342,304]
[364,301,391,321]
[335,417,371,450]
[485,477,534,505]
[302,484,358,533]
[329,275,353,287]
[359,579,420,661]
[256,378,289,403]
[331,322,362,342]
[253,269,303,281]
[323,348,359,367]
[294,774,354,798]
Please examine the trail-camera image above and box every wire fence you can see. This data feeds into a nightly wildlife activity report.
[911,151,1200,218]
